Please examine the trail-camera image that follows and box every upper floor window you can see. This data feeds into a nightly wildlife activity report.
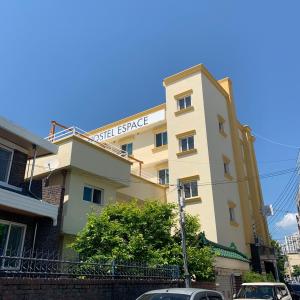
[182,180,198,199]
[224,161,230,175]
[121,143,133,155]
[83,186,103,205]
[155,131,168,148]
[178,95,191,111]
[179,135,194,152]
[229,207,236,222]
[158,169,169,185]
[0,146,13,183]
[217,115,227,137]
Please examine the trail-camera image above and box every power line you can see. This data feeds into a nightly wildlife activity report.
[252,131,300,149]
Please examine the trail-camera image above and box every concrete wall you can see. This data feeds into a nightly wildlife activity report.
[165,71,218,243]
[62,168,118,235]
[201,73,246,253]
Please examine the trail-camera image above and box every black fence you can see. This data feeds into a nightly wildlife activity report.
[0,251,180,280]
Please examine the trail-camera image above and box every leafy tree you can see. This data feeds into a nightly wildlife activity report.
[243,271,275,283]
[71,200,215,281]
[292,265,300,277]
[271,239,287,282]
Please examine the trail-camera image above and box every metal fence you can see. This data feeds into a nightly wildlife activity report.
[0,252,180,280]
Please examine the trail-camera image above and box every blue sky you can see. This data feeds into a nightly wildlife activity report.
[0,1,299,241]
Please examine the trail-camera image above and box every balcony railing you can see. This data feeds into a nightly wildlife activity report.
[45,125,128,159]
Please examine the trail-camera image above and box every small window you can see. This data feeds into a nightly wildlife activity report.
[155,132,168,148]
[158,169,169,185]
[0,146,13,183]
[218,115,226,136]
[219,121,224,133]
[182,180,198,199]
[224,161,230,175]
[83,186,103,205]
[178,95,191,110]
[121,143,133,155]
[179,136,194,152]
[229,207,236,222]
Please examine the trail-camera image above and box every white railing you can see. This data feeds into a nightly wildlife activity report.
[45,126,128,159]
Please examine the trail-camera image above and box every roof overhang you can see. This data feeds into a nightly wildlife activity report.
[0,116,58,157]
[0,188,58,225]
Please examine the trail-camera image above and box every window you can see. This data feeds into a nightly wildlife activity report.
[224,161,230,174]
[178,95,191,110]
[155,132,168,148]
[229,207,236,222]
[182,180,198,199]
[0,146,13,183]
[217,115,226,136]
[219,121,224,133]
[179,136,194,152]
[121,143,133,155]
[83,186,103,205]
[0,220,26,268]
[158,169,169,185]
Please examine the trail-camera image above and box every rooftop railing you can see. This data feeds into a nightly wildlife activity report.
[45,124,128,159]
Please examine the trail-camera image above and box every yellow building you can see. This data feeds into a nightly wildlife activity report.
[30,64,275,285]
[88,64,274,274]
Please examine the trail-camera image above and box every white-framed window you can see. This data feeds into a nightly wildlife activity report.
[158,169,169,185]
[182,180,198,199]
[121,143,133,155]
[229,207,236,222]
[178,95,191,110]
[83,186,103,205]
[0,145,13,183]
[0,220,26,269]
[179,136,194,152]
[155,132,168,148]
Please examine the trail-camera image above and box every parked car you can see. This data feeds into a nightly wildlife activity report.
[234,282,292,300]
[286,283,300,300]
[136,288,224,300]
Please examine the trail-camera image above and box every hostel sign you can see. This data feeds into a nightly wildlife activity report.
[91,109,165,142]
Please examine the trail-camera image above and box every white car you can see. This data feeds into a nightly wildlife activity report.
[234,282,292,300]
[136,288,224,300]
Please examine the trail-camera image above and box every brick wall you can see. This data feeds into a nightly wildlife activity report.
[0,278,181,300]
[8,150,27,188]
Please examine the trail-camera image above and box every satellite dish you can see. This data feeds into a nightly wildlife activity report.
[44,159,59,171]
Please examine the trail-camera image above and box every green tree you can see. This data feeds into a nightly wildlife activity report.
[71,200,215,281]
[242,271,275,283]
[292,265,300,277]
[271,239,287,282]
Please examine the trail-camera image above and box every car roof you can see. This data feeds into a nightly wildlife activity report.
[242,282,286,286]
[143,288,220,296]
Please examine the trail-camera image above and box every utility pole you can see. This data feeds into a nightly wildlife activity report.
[177,179,190,288]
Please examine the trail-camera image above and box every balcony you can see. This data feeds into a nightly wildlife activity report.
[0,185,58,225]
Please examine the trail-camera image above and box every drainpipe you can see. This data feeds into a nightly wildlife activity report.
[28,144,37,193]
[31,222,38,257]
